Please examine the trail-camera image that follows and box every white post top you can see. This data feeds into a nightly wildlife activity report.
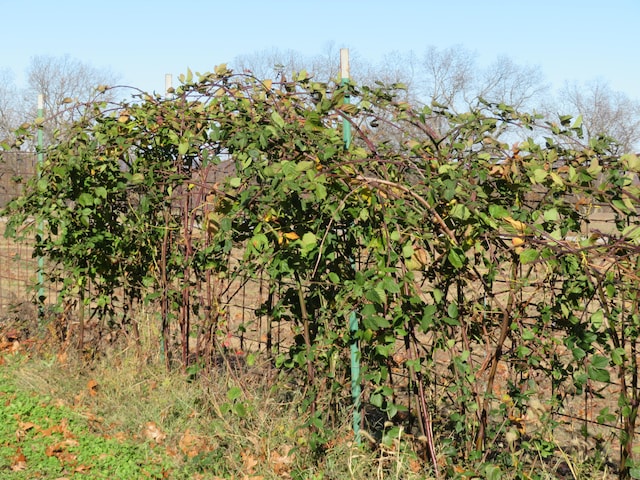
[37,94,44,110]
[340,49,350,81]
[165,74,173,93]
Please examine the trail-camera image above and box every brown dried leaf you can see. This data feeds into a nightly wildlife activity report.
[16,421,37,442]
[10,448,27,471]
[178,429,207,458]
[270,445,294,476]
[57,351,68,365]
[40,424,64,437]
[45,439,79,464]
[241,449,259,474]
[87,379,99,397]
[143,422,166,444]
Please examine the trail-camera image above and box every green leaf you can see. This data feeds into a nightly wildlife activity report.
[301,232,317,248]
[130,173,144,185]
[489,204,510,219]
[295,160,315,172]
[380,276,400,294]
[366,285,387,305]
[622,153,640,172]
[402,243,414,258]
[245,353,256,367]
[448,248,465,269]
[271,111,285,129]
[629,468,640,479]
[78,192,94,206]
[590,310,604,329]
[95,186,108,199]
[313,182,327,200]
[612,198,634,214]
[543,208,559,222]
[587,366,610,383]
[484,464,502,480]
[588,356,610,382]
[519,248,539,264]
[300,232,317,257]
[420,305,436,331]
[327,272,340,283]
[572,346,586,361]
[450,203,471,220]
[531,167,548,183]
[233,402,247,418]
[362,314,390,330]
[591,355,609,369]
[370,393,383,408]
[227,386,242,402]
[571,115,583,130]
[611,347,626,366]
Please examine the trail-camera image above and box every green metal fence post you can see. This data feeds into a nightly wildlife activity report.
[36,94,45,319]
[340,48,361,444]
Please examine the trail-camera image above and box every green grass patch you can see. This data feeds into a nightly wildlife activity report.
[0,365,174,479]
[0,348,433,480]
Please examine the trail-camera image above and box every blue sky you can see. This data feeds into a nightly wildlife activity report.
[2,0,639,98]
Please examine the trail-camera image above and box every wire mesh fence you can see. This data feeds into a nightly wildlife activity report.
[0,151,46,313]
[0,152,279,357]
[1,147,640,464]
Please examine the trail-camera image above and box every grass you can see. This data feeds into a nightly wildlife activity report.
[0,325,433,480]
[0,357,174,479]
[0,307,624,479]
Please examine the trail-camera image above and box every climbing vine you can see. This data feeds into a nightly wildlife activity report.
[4,66,640,477]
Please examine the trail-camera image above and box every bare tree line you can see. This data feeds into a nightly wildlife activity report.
[233,44,640,152]
[0,55,119,144]
[1,47,640,151]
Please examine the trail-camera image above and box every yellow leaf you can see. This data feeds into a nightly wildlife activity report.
[263,79,272,90]
[214,63,229,76]
[504,216,527,233]
[511,236,525,247]
[283,232,299,240]
[414,247,429,265]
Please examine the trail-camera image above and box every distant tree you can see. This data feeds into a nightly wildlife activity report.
[554,78,640,152]
[232,47,307,80]
[478,55,548,110]
[0,68,20,140]
[418,45,477,109]
[231,43,368,84]
[415,45,548,113]
[21,55,119,142]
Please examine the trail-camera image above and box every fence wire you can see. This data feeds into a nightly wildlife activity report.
[1,148,639,461]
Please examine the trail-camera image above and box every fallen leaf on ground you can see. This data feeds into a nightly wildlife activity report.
[87,379,99,397]
[270,444,294,476]
[10,448,27,471]
[16,421,37,441]
[178,428,210,458]
[241,449,259,474]
[57,351,68,365]
[143,421,166,444]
